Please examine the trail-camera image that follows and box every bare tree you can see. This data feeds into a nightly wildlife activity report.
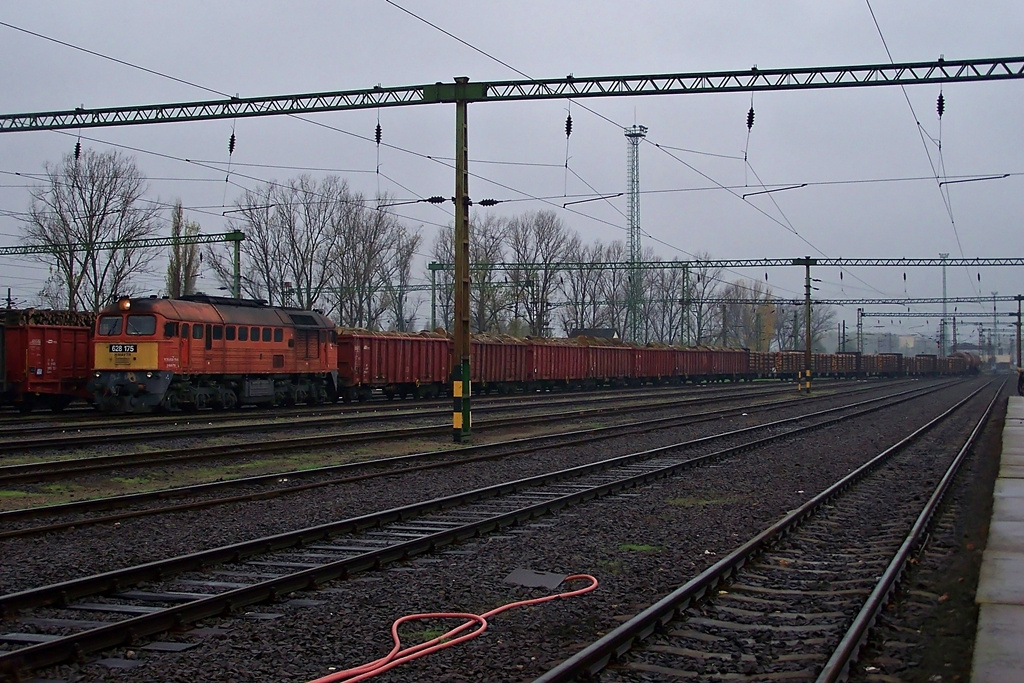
[206,184,284,304]
[166,200,201,298]
[207,175,355,309]
[506,211,572,337]
[556,235,605,335]
[469,215,511,334]
[685,254,723,345]
[645,260,688,344]
[23,148,160,311]
[330,200,409,329]
[718,279,775,350]
[430,227,455,331]
[381,228,423,331]
[597,241,630,338]
[430,216,510,334]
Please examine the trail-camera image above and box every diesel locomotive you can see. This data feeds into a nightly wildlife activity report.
[89,294,338,412]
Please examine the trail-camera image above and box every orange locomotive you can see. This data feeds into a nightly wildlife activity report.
[89,294,338,412]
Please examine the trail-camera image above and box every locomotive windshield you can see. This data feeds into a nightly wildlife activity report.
[126,315,157,336]
[97,316,122,336]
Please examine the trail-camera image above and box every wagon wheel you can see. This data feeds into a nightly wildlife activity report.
[220,389,238,410]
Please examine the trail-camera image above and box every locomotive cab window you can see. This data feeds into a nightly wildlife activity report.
[274,328,283,343]
[97,316,123,336]
[164,322,179,338]
[252,326,260,341]
[182,324,190,338]
[225,325,236,341]
[238,327,248,341]
[212,325,223,341]
[193,325,204,339]
[127,315,156,336]
[262,328,272,342]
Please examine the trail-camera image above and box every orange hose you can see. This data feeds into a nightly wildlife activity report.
[307,573,599,683]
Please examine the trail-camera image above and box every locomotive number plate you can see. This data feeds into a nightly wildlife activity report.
[109,344,137,353]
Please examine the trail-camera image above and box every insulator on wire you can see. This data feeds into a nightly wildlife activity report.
[74,141,81,161]
[228,133,236,155]
[375,122,382,145]
[565,114,573,138]
[746,106,755,130]
[937,93,945,118]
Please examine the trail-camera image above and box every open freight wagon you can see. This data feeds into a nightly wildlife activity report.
[0,309,95,412]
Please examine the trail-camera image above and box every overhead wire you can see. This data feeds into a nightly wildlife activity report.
[863,0,977,297]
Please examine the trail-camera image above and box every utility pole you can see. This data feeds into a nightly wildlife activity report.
[793,257,817,392]
[992,291,999,364]
[939,252,949,356]
[452,77,472,443]
[857,308,864,354]
[1016,295,1022,369]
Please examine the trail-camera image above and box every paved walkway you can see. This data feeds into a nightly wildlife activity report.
[971,395,1024,682]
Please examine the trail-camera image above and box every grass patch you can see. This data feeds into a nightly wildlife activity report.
[110,477,150,486]
[666,494,744,508]
[413,628,450,643]
[618,543,663,553]
[0,489,30,498]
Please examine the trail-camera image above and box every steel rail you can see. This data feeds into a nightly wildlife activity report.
[0,380,966,677]
[0,382,821,483]
[532,381,992,682]
[0,380,917,538]
[0,381,799,439]
[814,380,1006,682]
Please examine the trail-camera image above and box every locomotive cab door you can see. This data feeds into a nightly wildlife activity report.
[180,324,190,369]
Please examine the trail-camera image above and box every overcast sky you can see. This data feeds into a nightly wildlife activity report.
[1,1,1021,344]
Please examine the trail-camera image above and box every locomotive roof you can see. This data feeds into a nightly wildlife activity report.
[100,296,334,329]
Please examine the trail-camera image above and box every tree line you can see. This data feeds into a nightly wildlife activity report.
[20,148,835,350]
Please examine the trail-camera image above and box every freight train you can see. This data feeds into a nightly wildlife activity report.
[0,296,982,413]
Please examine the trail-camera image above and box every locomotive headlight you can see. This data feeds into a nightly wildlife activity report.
[146,372,153,378]
[94,371,101,378]
[117,297,131,311]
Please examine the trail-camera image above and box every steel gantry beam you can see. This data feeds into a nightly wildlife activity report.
[2,56,1022,132]
[2,231,246,297]
[5,57,1021,442]
[428,257,1024,273]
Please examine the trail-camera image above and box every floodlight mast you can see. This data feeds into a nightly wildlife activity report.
[4,56,1022,442]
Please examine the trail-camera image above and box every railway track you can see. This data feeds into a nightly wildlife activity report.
[0,380,835,434]
[0,379,979,679]
[0,380,951,539]
[533,381,1000,682]
[0,379,880,482]
[0,381,822,456]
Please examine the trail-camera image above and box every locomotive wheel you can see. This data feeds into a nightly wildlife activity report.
[221,389,238,410]
[194,392,208,411]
